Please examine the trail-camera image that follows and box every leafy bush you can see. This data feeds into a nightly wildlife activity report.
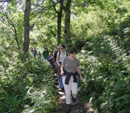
[0,58,58,113]
[78,27,130,113]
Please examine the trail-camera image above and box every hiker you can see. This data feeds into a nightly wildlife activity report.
[52,49,57,65]
[60,47,83,113]
[52,48,60,81]
[30,47,33,53]
[42,47,49,59]
[38,51,41,59]
[33,48,37,58]
[56,44,67,85]
[53,47,60,73]
[47,53,53,65]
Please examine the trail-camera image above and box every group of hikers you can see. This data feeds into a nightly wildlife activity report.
[30,47,42,58]
[30,47,53,64]
[30,45,83,113]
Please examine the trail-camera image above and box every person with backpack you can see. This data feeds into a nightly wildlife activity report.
[56,44,67,85]
[53,49,58,66]
[60,47,83,113]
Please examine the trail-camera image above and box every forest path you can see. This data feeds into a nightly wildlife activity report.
[53,69,95,113]
[57,90,95,113]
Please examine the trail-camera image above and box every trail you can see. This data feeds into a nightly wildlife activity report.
[57,90,95,113]
[53,69,95,113]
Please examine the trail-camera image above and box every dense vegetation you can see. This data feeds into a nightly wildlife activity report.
[0,58,58,113]
[0,0,130,113]
[79,16,130,112]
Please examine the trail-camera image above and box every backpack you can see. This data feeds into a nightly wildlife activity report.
[53,50,68,62]
[53,50,60,62]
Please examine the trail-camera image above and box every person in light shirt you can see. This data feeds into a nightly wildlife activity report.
[56,44,67,84]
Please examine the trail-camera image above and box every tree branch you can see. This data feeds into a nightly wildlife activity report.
[50,0,59,14]
[5,14,21,51]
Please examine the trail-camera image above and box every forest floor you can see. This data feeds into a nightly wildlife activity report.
[57,88,96,113]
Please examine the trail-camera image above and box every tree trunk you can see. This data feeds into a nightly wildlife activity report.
[64,0,71,47]
[57,0,63,45]
[51,0,64,46]
[57,13,62,45]
[23,0,31,62]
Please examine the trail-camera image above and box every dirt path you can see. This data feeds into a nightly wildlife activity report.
[54,73,95,113]
[57,90,95,113]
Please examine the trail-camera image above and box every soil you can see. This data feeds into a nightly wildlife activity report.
[58,90,95,113]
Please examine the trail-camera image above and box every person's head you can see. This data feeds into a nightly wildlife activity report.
[30,47,33,51]
[59,44,66,52]
[69,47,78,58]
[45,48,48,50]
[57,44,61,50]
[53,50,56,54]
[49,53,51,56]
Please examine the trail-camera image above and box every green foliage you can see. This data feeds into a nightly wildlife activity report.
[0,0,130,113]
[78,17,130,112]
[0,58,58,113]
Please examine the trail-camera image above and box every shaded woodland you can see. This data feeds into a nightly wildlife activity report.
[0,0,130,113]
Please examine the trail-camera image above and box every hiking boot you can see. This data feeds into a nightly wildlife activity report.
[72,96,76,102]
[65,104,70,113]
[71,93,76,102]
[59,87,64,92]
